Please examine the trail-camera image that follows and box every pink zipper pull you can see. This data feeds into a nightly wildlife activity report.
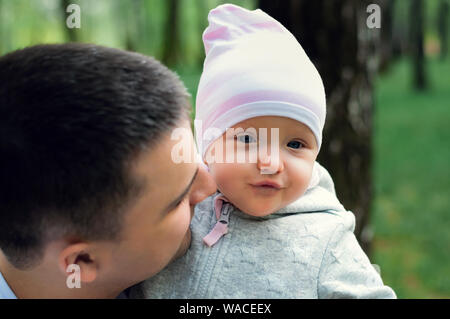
[203,197,231,247]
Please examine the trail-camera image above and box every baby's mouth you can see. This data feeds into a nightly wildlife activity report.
[249,181,285,197]
[251,180,282,189]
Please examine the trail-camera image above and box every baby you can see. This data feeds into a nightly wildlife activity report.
[130,4,396,298]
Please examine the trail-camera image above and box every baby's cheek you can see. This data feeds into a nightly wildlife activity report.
[287,164,313,198]
[209,163,240,196]
[209,163,231,189]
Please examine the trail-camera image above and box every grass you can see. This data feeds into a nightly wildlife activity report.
[372,56,450,298]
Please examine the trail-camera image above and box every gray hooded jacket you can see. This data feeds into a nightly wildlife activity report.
[130,162,396,299]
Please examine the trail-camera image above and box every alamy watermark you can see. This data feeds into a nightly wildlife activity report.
[63,3,379,31]
[66,264,81,289]
[66,4,81,29]
[366,3,381,29]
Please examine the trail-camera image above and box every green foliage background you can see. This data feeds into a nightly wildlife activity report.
[0,0,448,298]
[373,57,450,298]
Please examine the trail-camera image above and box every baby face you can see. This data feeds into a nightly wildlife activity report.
[206,116,319,217]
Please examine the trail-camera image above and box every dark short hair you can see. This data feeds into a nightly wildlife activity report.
[0,43,190,269]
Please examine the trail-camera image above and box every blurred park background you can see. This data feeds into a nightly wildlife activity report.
[0,0,448,298]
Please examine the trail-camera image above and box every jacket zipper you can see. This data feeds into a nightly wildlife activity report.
[203,203,231,247]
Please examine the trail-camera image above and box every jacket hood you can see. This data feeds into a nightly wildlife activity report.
[274,161,346,216]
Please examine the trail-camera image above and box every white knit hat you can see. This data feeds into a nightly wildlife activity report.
[195,3,326,158]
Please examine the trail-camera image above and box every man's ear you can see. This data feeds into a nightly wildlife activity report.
[58,243,98,283]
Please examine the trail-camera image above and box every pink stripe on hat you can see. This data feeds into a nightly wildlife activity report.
[202,89,322,135]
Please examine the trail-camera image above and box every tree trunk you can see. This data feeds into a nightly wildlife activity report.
[196,0,208,67]
[379,0,395,72]
[0,0,3,55]
[438,0,449,60]
[162,0,180,67]
[60,0,79,42]
[124,0,147,53]
[259,0,379,255]
[410,0,427,90]
[392,3,409,59]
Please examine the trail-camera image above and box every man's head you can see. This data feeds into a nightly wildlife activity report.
[0,43,216,296]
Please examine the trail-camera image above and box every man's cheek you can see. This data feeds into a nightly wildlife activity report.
[172,227,192,261]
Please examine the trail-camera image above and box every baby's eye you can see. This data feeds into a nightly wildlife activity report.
[236,134,257,144]
[287,140,304,149]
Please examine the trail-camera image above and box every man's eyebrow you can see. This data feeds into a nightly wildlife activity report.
[165,167,199,212]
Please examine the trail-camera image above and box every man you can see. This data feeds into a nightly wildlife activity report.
[0,43,216,298]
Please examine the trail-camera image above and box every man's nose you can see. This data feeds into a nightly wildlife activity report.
[189,163,217,206]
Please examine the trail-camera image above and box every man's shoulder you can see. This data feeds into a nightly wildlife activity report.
[0,271,17,299]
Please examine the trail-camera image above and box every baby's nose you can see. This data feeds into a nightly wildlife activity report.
[257,152,284,175]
